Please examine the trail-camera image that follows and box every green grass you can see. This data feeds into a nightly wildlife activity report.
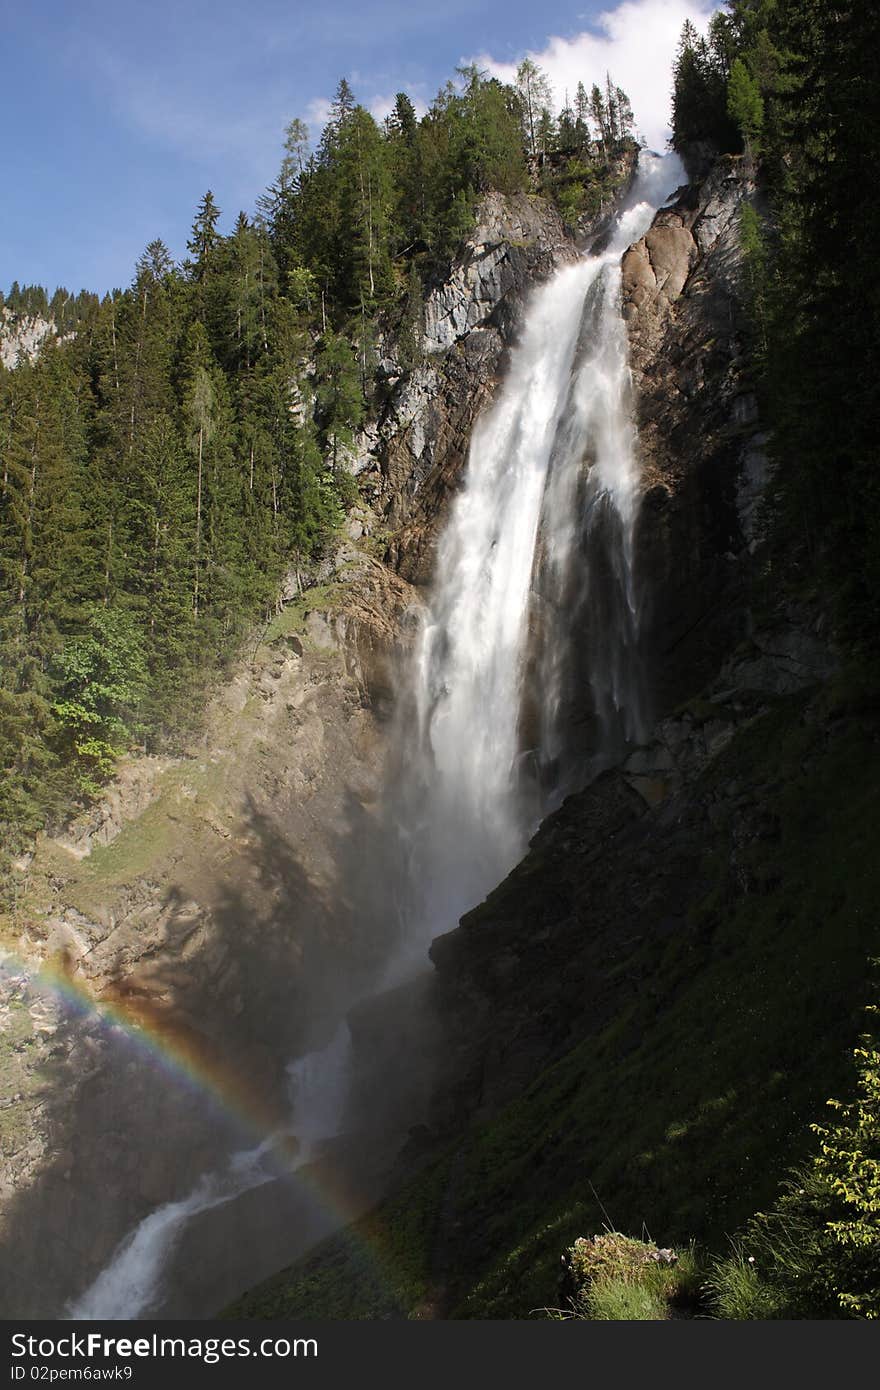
[555,1233,705,1320]
[62,763,220,894]
[703,1245,787,1320]
[587,1280,668,1320]
[262,584,347,647]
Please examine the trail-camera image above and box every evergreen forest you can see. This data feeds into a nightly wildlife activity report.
[0,61,635,880]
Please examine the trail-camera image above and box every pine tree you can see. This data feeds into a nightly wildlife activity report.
[314,331,363,473]
[187,192,222,276]
[279,118,310,194]
[224,213,275,373]
[139,239,174,281]
[330,78,356,131]
[126,412,196,657]
[389,92,417,141]
[615,85,635,142]
[180,322,232,618]
[536,106,557,157]
[558,94,577,151]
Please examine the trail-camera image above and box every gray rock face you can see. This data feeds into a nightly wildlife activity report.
[716,612,838,697]
[52,757,177,859]
[422,193,575,354]
[622,157,754,365]
[0,309,61,369]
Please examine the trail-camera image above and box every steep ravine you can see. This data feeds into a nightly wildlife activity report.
[6,150,866,1324]
[0,181,613,1318]
[226,157,880,1319]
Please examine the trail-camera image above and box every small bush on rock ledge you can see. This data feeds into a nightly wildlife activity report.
[553,1232,701,1320]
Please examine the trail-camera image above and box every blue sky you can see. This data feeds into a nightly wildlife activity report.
[1,0,715,296]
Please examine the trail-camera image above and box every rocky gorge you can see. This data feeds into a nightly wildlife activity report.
[226,152,879,1318]
[3,144,876,1323]
[0,165,620,1316]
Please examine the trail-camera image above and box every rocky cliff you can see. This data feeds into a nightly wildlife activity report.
[421,143,841,1139]
[0,308,65,368]
[0,551,416,1315]
[227,154,880,1322]
[624,155,773,714]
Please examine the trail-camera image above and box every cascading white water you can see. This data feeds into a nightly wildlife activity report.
[392,151,684,965]
[66,1147,275,1321]
[68,1026,352,1320]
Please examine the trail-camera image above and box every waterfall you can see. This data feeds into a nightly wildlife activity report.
[66,151,683,1320]
[67,1027,352,1320]
[66,1148,275,1321]
[390,151,684,967]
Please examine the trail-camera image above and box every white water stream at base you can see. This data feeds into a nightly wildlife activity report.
[67,1025,351,1319]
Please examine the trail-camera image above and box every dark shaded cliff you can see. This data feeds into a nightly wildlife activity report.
[624,155,770,717]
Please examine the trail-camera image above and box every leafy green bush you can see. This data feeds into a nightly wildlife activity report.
[806,1011,880,1317]
[708,997,880,1319]
[51,607,147,795]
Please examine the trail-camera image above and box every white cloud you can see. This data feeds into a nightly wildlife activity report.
[304,96,334,132]
[471,0,718,151]
[367,90,429,123]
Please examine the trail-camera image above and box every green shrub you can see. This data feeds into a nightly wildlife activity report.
[810,1012,880,1317]
[708,997,880,1319]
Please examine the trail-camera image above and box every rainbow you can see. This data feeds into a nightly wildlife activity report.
[1,949,406,1313]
